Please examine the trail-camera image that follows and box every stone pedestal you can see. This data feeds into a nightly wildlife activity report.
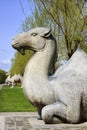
[29,117,87,130]
[3,112,87,130]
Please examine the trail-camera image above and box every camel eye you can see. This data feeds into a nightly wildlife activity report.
[31,33,37,36]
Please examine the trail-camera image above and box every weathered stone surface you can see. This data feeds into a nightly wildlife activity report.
[29,117,87,130]
[3,112,87,130]
[12,27,87,124]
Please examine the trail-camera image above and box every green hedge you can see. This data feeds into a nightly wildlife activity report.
[0,70,6,83]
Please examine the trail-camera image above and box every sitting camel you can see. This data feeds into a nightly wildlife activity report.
[6,74,23,88]
[12,27,87,124]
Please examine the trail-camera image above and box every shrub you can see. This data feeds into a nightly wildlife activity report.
[0,70,7,83]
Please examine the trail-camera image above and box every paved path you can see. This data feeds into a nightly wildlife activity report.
[0,84,5,90]
[0,112,87,130]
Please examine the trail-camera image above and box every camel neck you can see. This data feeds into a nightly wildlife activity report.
[24,39,56,81]
[23,38,56,105]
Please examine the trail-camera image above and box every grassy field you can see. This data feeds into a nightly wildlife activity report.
[0,85,37,112]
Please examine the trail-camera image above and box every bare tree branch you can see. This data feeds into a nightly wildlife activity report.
[40,0,65,36]
[19,0,27,19]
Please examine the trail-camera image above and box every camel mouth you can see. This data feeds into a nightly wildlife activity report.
[18,48,25,55]
[12,43,36,55]
[12,43,26,55]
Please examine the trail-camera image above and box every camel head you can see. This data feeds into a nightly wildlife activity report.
[12,27,52,55]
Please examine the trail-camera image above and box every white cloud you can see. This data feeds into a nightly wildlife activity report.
[0,59,11,65]
[0,59,11,71]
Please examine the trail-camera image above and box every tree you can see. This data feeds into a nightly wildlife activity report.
[34,0,86,58]
[0,70,7,83]
[10,0,87,75]
[10,50,33,76]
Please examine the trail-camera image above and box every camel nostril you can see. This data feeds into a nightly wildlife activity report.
[12,43,20,48]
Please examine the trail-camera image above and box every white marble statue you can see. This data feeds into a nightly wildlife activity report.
[6,74,23,88]
[5,75,11,85]
[12,27,87,124]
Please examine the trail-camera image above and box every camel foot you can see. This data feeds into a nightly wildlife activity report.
[37,117,42,120]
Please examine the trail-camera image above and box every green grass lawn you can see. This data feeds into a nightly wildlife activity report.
[0,85,37,112]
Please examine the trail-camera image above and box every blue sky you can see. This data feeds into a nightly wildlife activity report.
[0,0,33,71]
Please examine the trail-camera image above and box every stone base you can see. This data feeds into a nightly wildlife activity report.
[0,112,87,130]
[29,117,87,130]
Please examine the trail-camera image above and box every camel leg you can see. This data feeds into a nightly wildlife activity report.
[42,102,67,124]
[66,100,81,123]
[42,100,81,124]
[37,105,44,119]
[11,82,15,88]
[11,85,14,88]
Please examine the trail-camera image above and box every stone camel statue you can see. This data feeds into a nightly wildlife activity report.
[6,74,23,88]
[12,27,87,124]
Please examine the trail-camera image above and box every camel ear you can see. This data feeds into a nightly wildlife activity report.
[40,28,52,38]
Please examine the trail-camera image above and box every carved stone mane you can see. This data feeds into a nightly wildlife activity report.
[12,27,87,124]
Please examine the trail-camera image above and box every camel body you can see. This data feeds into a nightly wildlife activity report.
[12,27,87,124]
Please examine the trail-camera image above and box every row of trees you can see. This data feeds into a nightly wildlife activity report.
[0,70,7,83]
[10,0,87,75]
[10,50,33,76]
